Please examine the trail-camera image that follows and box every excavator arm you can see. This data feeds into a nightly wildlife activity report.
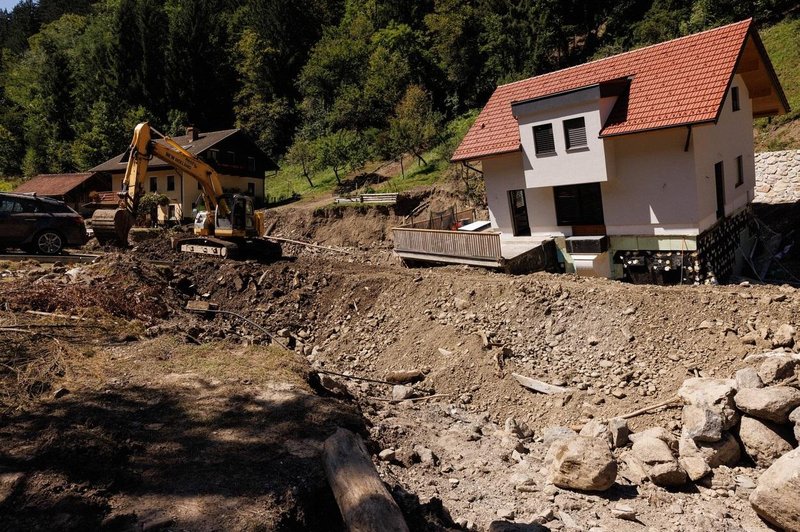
[92,122,230,245]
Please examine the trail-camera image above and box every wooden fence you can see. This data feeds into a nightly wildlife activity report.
[392,227,502,260]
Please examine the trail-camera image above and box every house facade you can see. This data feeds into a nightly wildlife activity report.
[452,19,789,283]
[91,127,277,223]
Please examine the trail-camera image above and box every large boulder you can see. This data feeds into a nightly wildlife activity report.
[750,447,800,531]
[739,415,794,468]
[546,436,617,492]
[678,378,738,442]
[734,386,800,423]
[624,435,687,487]
[758,354,798,385]
[678,432,741,481]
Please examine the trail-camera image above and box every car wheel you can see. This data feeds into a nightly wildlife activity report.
[35,231,64,255]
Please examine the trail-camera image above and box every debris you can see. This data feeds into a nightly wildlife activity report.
[625,436,687,487]
[678,378,738,442]
[512,373,573,395]
[771,323,796,348]
[611,504,637,521]
[735,367,764,389]
[52,387,70,399]
[758,355,799,384]
[678,432,740,481]
[264,235,352,255]
[617,396,681,420]
[378,449,396,462]
[392,385,415,402]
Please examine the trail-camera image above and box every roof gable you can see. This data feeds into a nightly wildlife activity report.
[452,19,787,162]
[90,128,276,173]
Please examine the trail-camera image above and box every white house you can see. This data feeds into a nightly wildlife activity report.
[451,19,789,282]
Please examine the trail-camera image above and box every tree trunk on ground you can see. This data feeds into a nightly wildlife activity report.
[322,428,410,532]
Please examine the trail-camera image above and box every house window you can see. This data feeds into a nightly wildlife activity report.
[227,151,236,165]
[207,149,218,162]
[554,183,604,226]
[731,86,740,112]
[563,117,588,150]
[247,182,255,195]
[714,162,725,219]
[533,124,556,155]
[735,155,744,187]
[167,175,175,191]
[248,157,256,172]
[149,176,157,192]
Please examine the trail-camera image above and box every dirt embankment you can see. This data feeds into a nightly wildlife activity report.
[0,225,798,530]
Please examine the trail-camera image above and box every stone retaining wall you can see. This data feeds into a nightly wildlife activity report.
[755,150,800,204]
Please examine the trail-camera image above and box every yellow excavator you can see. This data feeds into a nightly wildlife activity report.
[91,122,280,259]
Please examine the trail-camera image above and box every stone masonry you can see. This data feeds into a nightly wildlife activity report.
[754,150,800,204]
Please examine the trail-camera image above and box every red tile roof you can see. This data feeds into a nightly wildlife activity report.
[452,19,753,162]
[13,173,97,196]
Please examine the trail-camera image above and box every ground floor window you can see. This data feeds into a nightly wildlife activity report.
[553,182,604,226]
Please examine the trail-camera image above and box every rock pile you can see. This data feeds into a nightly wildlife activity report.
[542,351,800,529]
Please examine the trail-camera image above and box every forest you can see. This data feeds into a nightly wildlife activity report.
[0,0,796,182]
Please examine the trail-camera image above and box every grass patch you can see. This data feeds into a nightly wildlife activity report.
[760,17,800,112]
[140,337,311,389]
[754,17,800,151]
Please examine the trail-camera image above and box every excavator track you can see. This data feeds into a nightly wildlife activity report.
[172,236,241,258]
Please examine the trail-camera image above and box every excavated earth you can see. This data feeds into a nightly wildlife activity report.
[0,205,798,531]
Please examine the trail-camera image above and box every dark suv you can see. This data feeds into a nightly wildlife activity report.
[0,193,89,254]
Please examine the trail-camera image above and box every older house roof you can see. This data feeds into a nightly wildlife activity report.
[452,19,789,162]
[13,173,97,196]
[90,128,277,174]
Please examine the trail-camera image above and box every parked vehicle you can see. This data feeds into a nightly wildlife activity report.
[0,192,89,254]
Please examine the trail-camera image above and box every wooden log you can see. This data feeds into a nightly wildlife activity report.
[384,369,425,384]
[322,428,410,532]
[511,373,573,394]
[263,236,352,255]
[617,396,681,420]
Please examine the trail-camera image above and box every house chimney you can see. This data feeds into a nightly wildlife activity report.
[186,126,199,141]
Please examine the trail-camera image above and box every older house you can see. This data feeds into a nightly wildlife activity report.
[91,127,277,223]
[13,172,110,215]
[399,19,789,282]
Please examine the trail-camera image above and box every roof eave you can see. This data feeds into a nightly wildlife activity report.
[451,145,521,163]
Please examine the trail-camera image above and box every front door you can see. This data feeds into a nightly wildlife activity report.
[508,189,531,236]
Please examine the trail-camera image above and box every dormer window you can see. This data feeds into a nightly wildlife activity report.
[731,86,740,112]
[563,117,588,150]
[533,124,556,155]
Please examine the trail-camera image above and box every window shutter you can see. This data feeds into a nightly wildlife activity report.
[564,117,587,149]
[533,124,555,155]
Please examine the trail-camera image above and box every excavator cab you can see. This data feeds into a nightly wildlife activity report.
[213,193,255,237]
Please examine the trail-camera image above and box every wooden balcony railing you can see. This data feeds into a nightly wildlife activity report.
[392,227,502,260]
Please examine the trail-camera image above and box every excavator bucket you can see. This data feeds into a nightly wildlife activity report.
[91,208,134,246]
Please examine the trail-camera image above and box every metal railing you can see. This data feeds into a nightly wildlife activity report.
[393,227,502,260]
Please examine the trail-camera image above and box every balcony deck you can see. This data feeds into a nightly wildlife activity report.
[392,227,558,274]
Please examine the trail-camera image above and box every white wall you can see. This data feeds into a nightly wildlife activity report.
[483,152,569,237]
[483,153,526,234]
[692,74,755,232]
[515,87,612,189]
[603,127,699,235]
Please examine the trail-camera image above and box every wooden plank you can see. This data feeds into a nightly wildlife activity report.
[512,373,573,394]
[322,428,410,532]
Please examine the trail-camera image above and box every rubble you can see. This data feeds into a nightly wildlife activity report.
[757,353,799,384]
[624,436,687,487]
[677,432,740,481]
[677,378,738,442]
